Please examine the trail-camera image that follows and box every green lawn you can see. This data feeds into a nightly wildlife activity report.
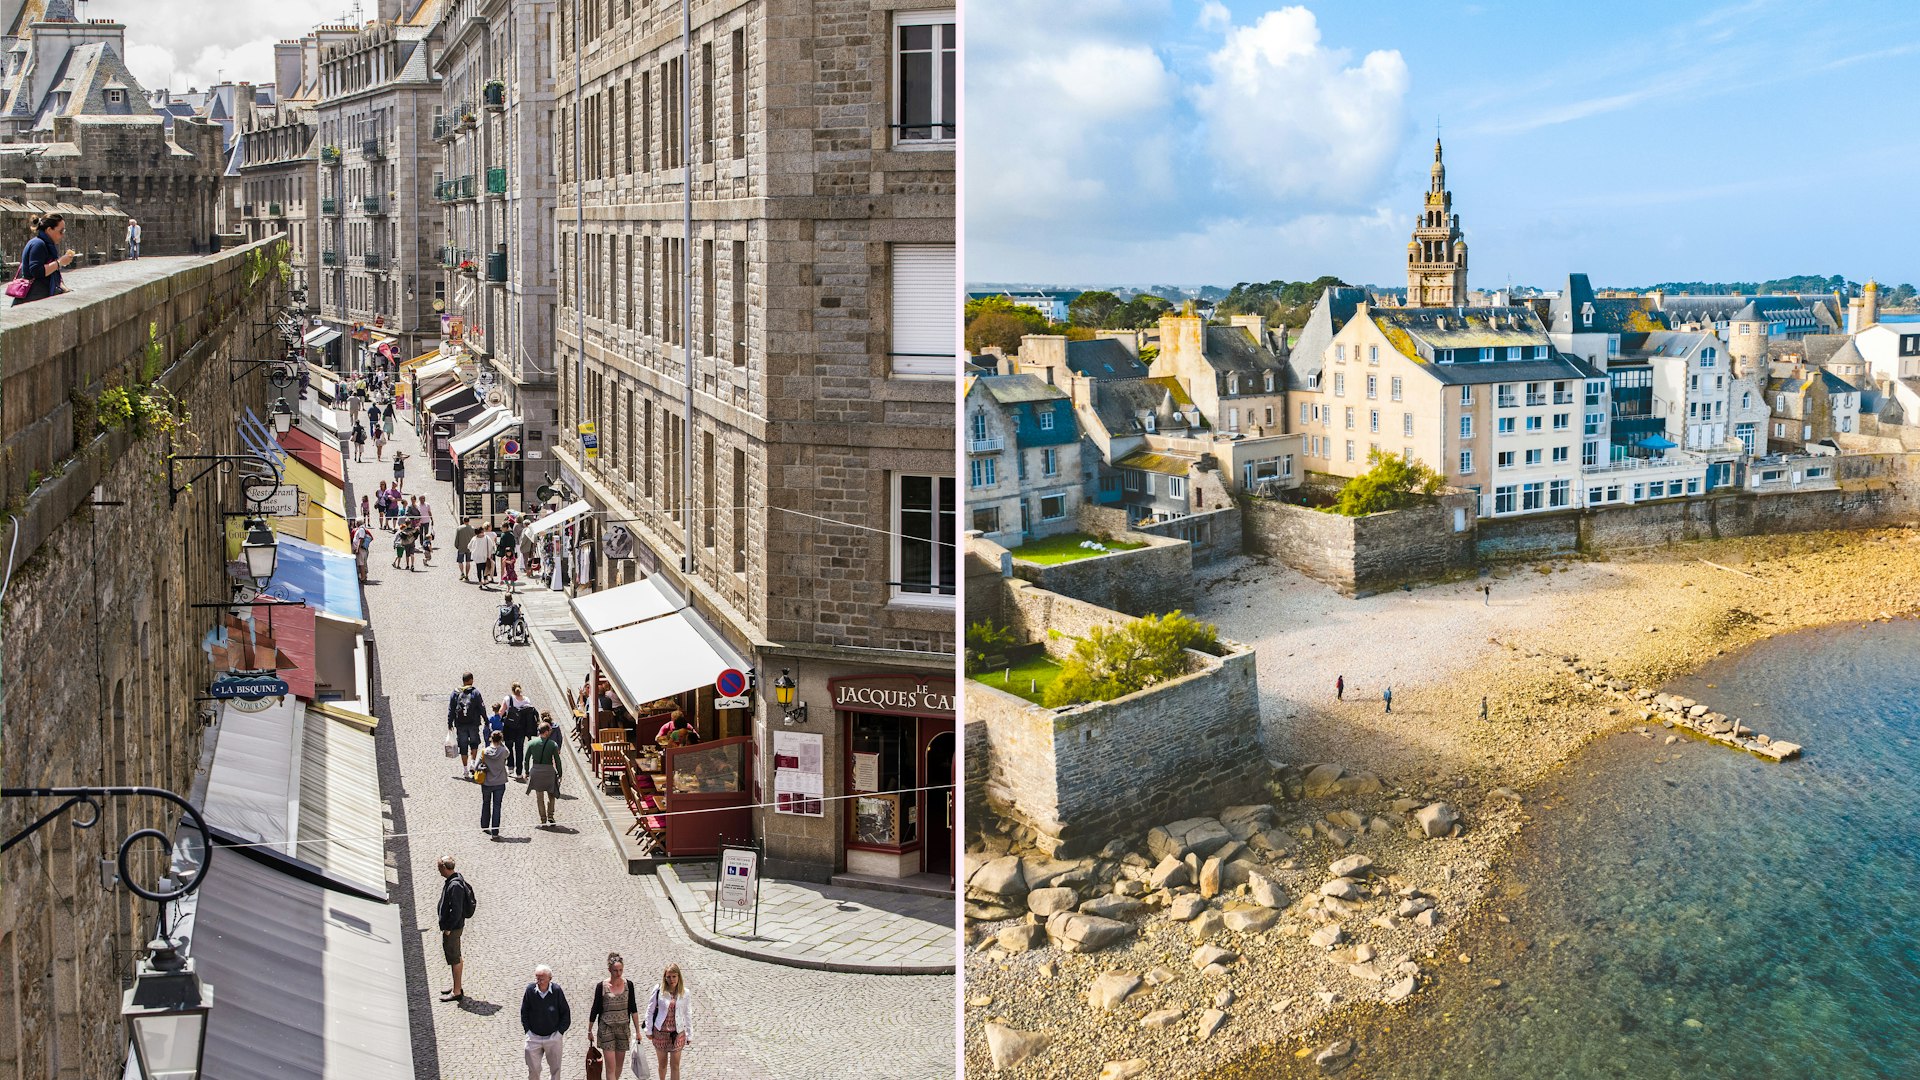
[971,653,1064,705]
[1008,531,1147,565]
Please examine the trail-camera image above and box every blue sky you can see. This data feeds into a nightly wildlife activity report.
[964,0,1920,291]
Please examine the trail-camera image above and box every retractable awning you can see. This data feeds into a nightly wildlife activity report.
[302,326,341,347]
[525,499,591,540]
[449,410,521,458]
[263,535,365,622]
[421,383,481,422]
[415,354,460,381]
[569,575,680,635]
[400,348,440,370]
[591,609,749,711]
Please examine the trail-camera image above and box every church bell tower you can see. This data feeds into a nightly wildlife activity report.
[1406,138,1468,307]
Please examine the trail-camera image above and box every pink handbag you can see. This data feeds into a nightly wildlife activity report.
[4,277,29,299]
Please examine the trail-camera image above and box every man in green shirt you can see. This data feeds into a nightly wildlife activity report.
[525,720,564,826]
[454,517,477,582]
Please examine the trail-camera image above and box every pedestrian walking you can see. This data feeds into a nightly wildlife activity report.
[1383,686,1394,714]
[501,683,534,778]
[11,212,73,305]
[436,856,475,1002]
[525,719,564,825]
[393,450,407,485]
[360,494,371,522]
[392,520,412,570]
[401,519,420,571]
[373,423,387,461]
[124,217,141,259]
[470,524,496,587]
[415,497,435,566]
[521,964,571,1080]
[642,963,691,1080]
[351,519,374,583]
[1335,674,1344,701]
[478,730,509,838]
[448,673,487,771]
[455,517,477,582]
[590,954,646,1080]
[381,401,396,439]
[351,422,367,462]
[1483,583,1491,606]
[1480,696,1489,722]
[501,548,520,591]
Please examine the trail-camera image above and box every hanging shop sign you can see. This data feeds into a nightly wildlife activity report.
[829,674,957,719]
[578,421,599,459]
[772,731,824,817]
[210,670,290,703]
[604,526,634,560]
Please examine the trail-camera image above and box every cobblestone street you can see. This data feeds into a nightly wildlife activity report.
[352,418,954,1079]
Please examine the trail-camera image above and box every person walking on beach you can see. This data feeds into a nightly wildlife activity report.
[1480,696,1489,722]
[455,517,477,583]
[449,673,487,771]
[590,954,646,1080]
[642,962,691,1080]
[478,730,509,838]
[1383,686,1393,714]
[520,964,571,1079]
[1335,675,1344,701]
[1483,583,1491,606]
[525,719,564,825]
[436,856,475,1002]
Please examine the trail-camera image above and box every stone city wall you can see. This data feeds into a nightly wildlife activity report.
[0,179,131,273]
[1080,500,1242,566]
[1013,521,1194,617]
[0,240,284,1080]
[0,115,225,256]
[970,575,1266,857]
[1240,491,1478,596]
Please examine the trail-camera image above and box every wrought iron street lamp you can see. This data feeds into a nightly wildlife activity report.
[269,396,292,434]
[239,517,278,587]
[773,669,807,726]
[123,934,213,1080]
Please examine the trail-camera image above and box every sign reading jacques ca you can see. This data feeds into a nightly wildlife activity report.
[828,674,956,719]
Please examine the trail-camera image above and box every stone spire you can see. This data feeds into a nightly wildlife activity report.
[1406,137,1467,308]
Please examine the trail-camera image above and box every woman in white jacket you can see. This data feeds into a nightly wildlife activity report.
[643,963,691,1080]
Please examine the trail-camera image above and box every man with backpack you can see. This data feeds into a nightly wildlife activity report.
[448,672,488,771]
[436,856,476,1002]
[351,519,374,583]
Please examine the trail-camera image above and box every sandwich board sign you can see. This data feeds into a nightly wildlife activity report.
[714,841,762,937]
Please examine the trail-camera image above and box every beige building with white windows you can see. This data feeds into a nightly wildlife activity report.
[1292,304,1607,518]
[551,0,956,886]
[1150,307,1288,435]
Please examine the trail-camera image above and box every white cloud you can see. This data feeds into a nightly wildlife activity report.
[83,0,349,93]
[1191,7,1409,208]
[1198,1,1231,31]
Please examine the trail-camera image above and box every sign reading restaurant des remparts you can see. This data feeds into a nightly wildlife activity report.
[828,674,956,719]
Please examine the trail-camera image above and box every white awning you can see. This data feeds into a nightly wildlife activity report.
[303,326,341,347]
[414,354,459,381]
[449,410,521,458]
[592,609,748,711]
[525,499,592,540]
[569,575,680,635]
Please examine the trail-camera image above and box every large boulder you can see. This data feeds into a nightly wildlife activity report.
[1319,877,1361,901]
[967,855,1029,902]
[985,1023,1051,1071]
[1046,911,1134,953]
[1247,871,1287,910]
[1146,817,1233,860]
[1415,802,1460,838]
[1079,895,1145,920]
[1168,894,1209,921]
[1222,906,1279,934]
[1330,771,1384,796]
[1087,970,1142,1011]
[1148,855,1190,890]
[1302,763,1347,798]
[1025,886,1079,917]
[996,923,1046,953]
[1329,854,1375,879]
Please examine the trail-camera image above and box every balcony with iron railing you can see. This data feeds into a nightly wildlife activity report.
[362,138,386,160]
[435,176,477,202]
[432,115,456,140]
[320,145,341,165]
[485,167,506,195]
[363,252,383,268]
[484,82,506,109]
[321,250,339,266]
[321,197,337,215]
[363,196,385,215]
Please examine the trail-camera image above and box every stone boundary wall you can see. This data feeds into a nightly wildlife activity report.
[0,179,131,273]
[1012,527,1194,617]
[1080,501,1242,566]
[969,574,1266,857]
[1855,418,1920,452]
[1476,454,1920,559]
[1240,492,1477,596]
[0,240,283,1080]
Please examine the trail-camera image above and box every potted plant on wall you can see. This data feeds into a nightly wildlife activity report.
[458,258,476,277]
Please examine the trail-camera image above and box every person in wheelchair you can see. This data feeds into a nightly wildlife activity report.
[495,599,529,644]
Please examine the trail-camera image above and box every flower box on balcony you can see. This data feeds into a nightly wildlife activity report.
[483,81,506,109]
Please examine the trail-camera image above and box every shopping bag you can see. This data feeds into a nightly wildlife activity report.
[444,731,457,758]
[584,1044,603,1080]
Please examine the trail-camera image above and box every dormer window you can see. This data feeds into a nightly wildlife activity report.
[1580,302,1594,327]
[1143,413,1156,433]
[1228,374,1239,394]
[1264,372,1274,392]
[107,89,125,105]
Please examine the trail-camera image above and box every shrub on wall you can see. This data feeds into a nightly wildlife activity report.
[1044,611,1218,707]
[1332,448,1444,517]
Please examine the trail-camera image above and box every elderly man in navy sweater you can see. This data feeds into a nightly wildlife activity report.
[521,964,572,1078]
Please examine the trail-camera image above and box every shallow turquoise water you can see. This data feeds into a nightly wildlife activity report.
[1231,618,1920,1079]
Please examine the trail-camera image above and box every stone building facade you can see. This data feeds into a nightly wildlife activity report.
[0,242,284,1080]
[313,3,447,369]
[1406,138,1467,307]
[433,0,559,463]
[236,96,318,301]
[0,113,223,256]
[552,0,957,885]
[0,177,126,270]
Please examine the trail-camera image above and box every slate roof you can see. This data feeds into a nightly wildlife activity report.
[1768,370,1857,397]
[1617,330,1718,362]
[1371,305,1550,359]
[1549,274,1671,334]
[1064,338,1149,379]
[1663,294,1822,333]
[1770,334,1851,367]
[1418,350,1604,387]
[975,373,1067,406]
[1202,325,1286,376]
[1087,377,1194,438]
[1287,286,1368,391]
[23,40,154,128]
[1114,448,1200,476]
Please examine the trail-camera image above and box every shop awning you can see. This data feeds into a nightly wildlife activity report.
[279,428,345,488]
[263,535,365,622]
[449,410,521,458]
[526,499,592,539]
[278,456,352,552]
[302,326,341,347]
[592,609,748,711]
[415,354,460,382]
[257,601,317,700]
[422,383,481,420]
[401,348,441,370]
[187,849,412,1080]
[569,575,680,635]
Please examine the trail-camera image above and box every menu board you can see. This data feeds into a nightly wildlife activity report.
[852,752,880,793]
[772,731,823,816]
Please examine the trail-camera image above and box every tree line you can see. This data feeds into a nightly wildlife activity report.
[965,275,1349,355]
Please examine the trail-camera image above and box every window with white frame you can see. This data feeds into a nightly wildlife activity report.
[1549,479,1571,507]
[1335,373,1346,396]
[968,457,994,488]
[1336,344,1346,362]
[1497,450,1516,469]
[890,244,954,375]
[1494,485,1517,513]
[1497,417,1515,436]
[1168,476,1186,498]
[894,12,956,144]
[1521,481,1544,510]
[894,474,954,597]
[1525,415,1543,432]
[1369,345,1379,363]
[1037,409,1055,431]
[1345,406,1355,430]
[1524,448,1542,466]
[1366,374,1378,399]
[1390,376,1403,401]
[1369,409,1379,433]
[1039,493,1066,520]
[1345,440,1355,462]
[1459,449,1473,474]
[1552,445,1568,463]
[1582,441,1599,467]
[1041,447,1057,476]
[1459,414,1473,439]
[1553,413,1569,431]
[1402,413,1413,437]
[1460,386,1474,406]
